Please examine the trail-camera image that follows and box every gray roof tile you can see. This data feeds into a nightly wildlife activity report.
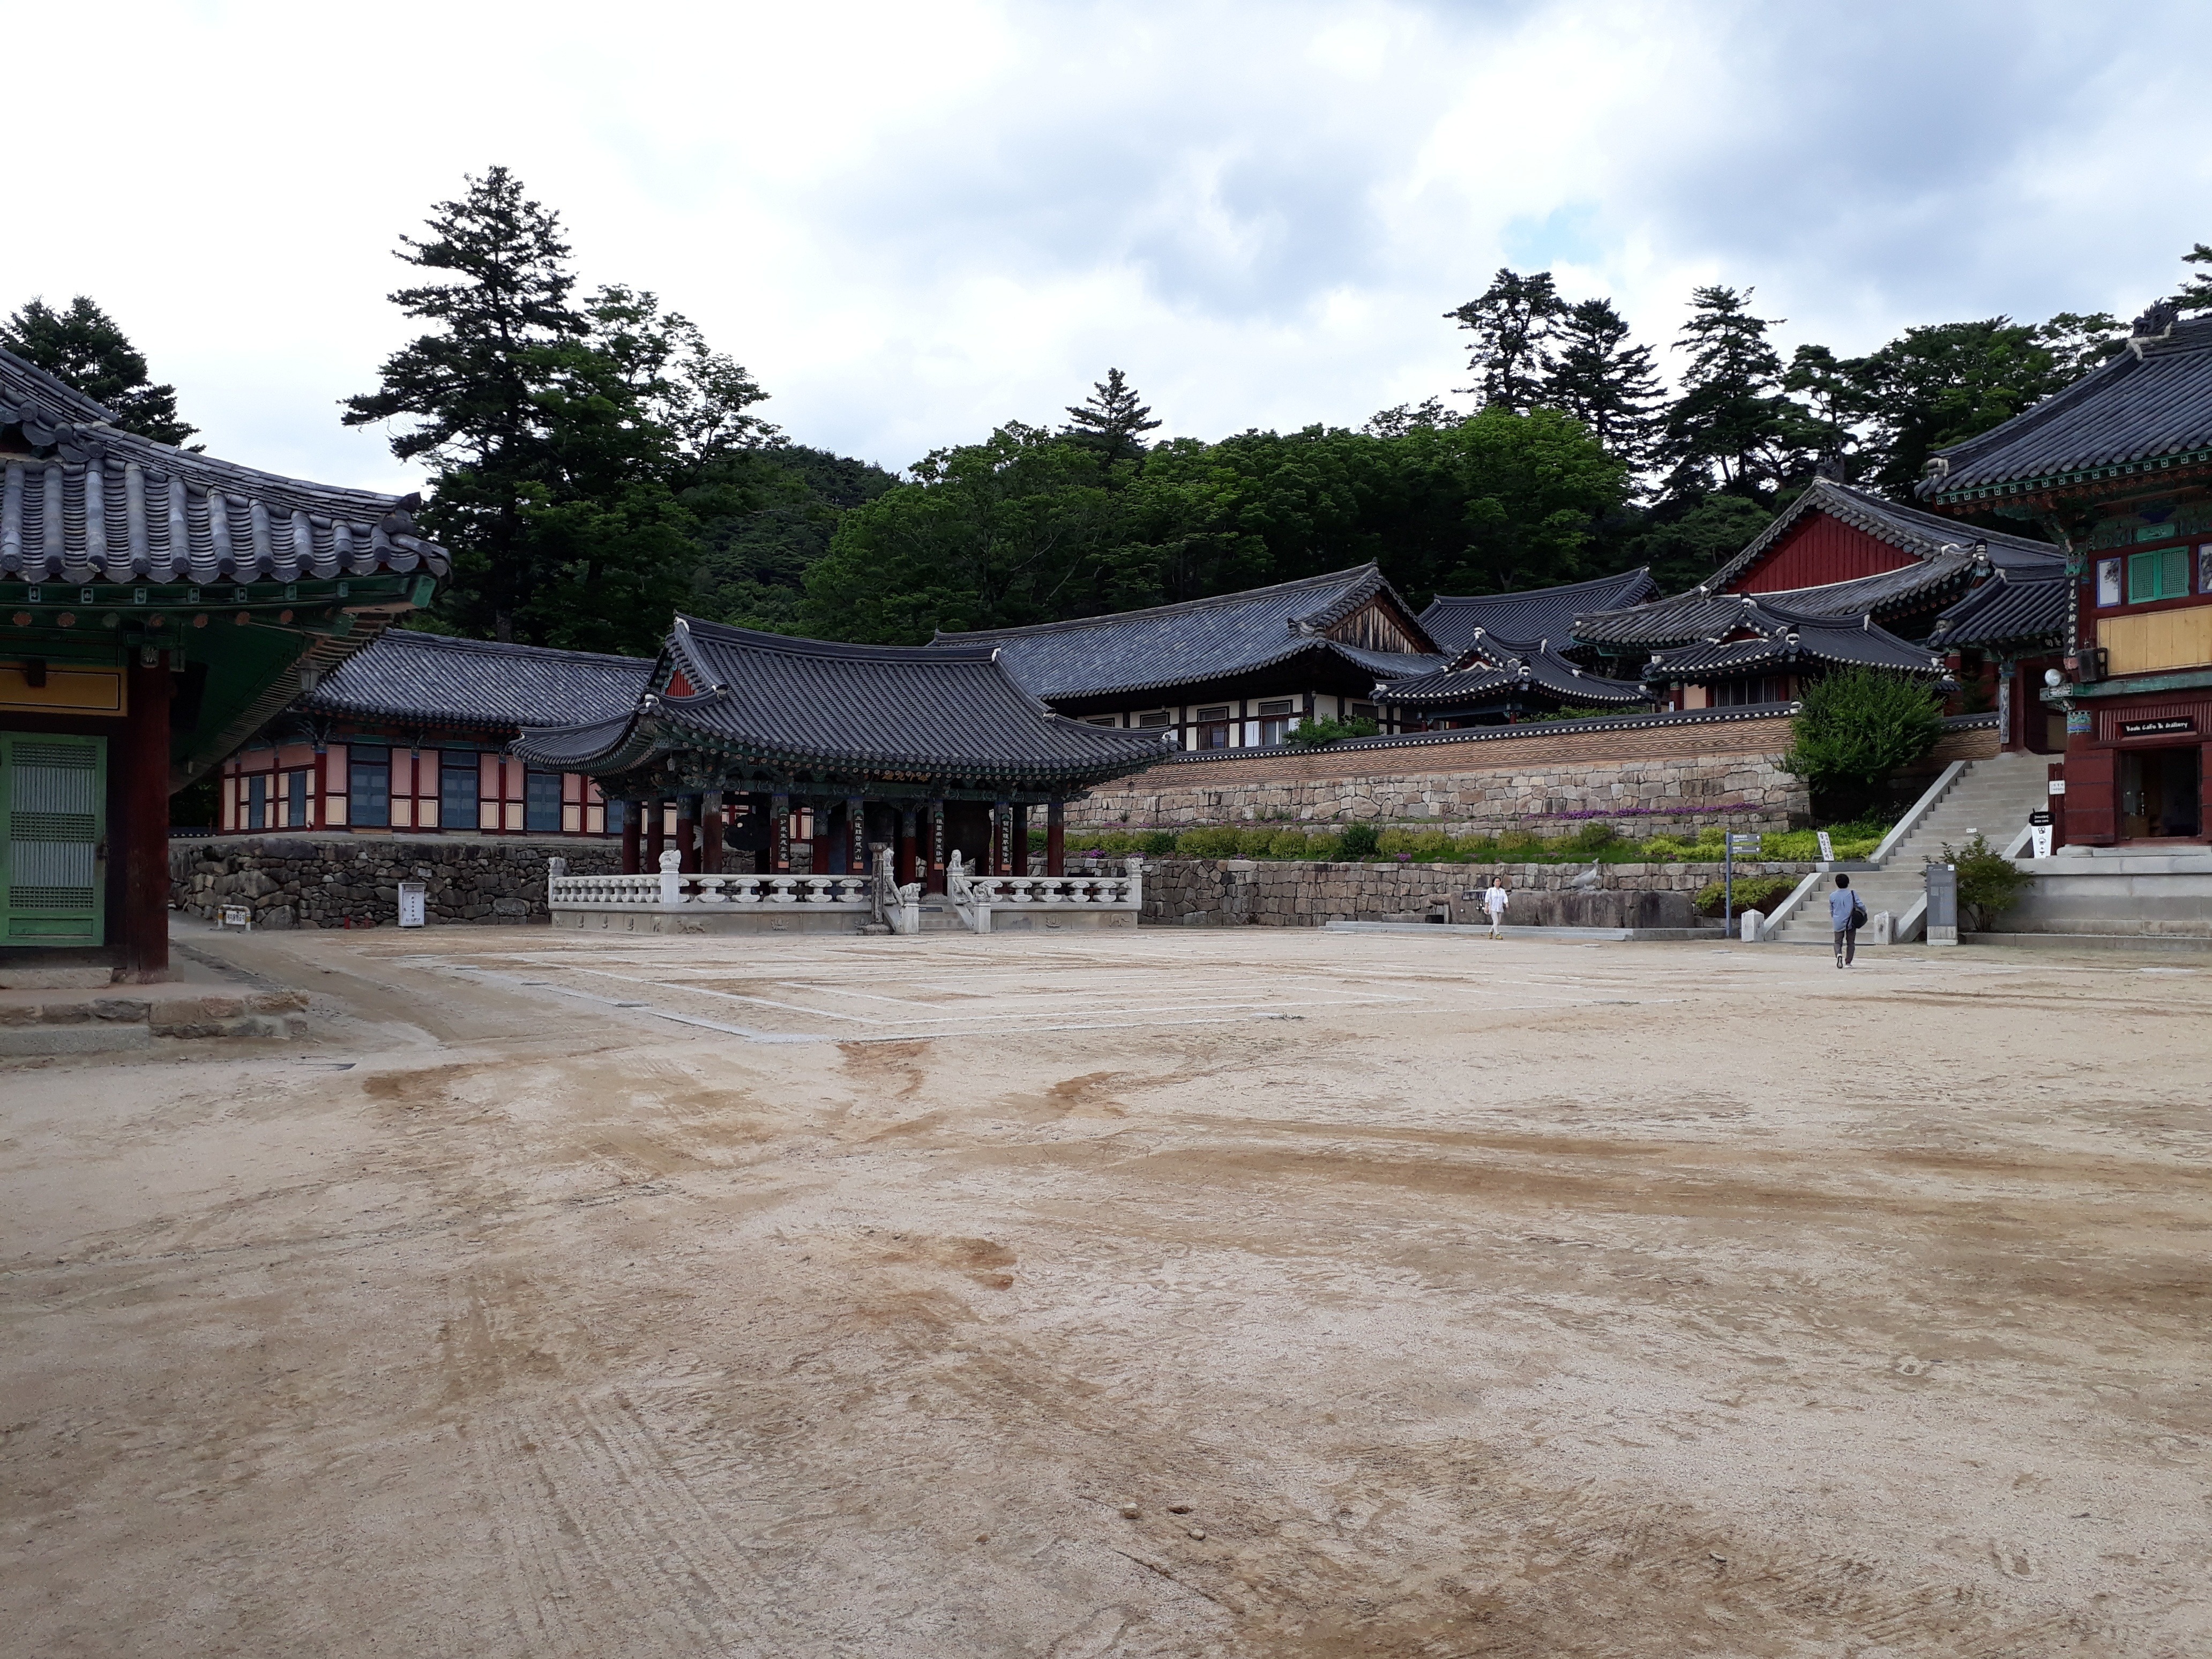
[1419,569,1657,654]
[1921,312,2212,501]
[1640,597,1943,681]
[0,346,446,585]
[1926,572,2070,651]
[515,616,1171,786]
[302,630,654,731]
[928,564,1443,699]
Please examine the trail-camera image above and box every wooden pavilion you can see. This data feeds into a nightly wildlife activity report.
[1,348,444,979]
[511,616,1171,889]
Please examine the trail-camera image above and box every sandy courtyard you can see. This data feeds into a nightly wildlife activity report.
[3,923,2208,1657]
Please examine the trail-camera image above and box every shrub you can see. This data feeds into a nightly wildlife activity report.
[1944,832,2031,928]
[1177,826,1242,858]
[1284,716,1380,748]
[1334,821,1381,860]
[1781,667,1944,818]
[1268,828,1320,860]
[1562,821,1620,855]
[1692,873,1798,917]
[1137,830,1177,857]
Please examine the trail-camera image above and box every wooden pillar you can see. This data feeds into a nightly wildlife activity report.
[992,799,1012,876]
[645,795,666,868]
[121,649,173,983]
[809,798,832,876]
[846,794,865,877]
[1011,801,1030,876]
[926,797,946,893]
[619,798,642,875]
[1046,798,1065,877]
[772,789,791,873]
[675,793,698,873]
[700,791,723,873]
[898,805,918,886]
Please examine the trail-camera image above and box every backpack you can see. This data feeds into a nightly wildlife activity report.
[1849,896,1869,930]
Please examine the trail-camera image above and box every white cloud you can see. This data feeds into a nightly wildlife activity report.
[4,0,2203,494]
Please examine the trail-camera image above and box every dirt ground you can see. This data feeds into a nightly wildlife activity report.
[3,922,2208,1658]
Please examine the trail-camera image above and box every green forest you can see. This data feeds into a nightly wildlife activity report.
[10,168,2209,658]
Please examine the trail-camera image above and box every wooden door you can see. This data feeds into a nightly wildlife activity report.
[1,733,107,946]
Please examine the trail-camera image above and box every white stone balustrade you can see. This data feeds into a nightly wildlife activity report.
[550,872,874,911]
[944,871,1142,932]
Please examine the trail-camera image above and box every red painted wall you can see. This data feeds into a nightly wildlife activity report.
[1731,514,1917,595]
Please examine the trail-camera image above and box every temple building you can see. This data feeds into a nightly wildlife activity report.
[1573,477,2066,709]
[1921,302,2212,843]
[2,348,444,978]
[511,615,1169,887]
[928,564,1445,742]
[215,629,649,838]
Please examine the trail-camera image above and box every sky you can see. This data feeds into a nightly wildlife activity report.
[5,1,2207,497]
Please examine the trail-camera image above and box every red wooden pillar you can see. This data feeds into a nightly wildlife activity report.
[2047,761,2067,851]
[675,794,697,873]
[701,791,723,874]
[898,805,918,886]
[619,799,642,874]
[645,795,666,868]
[1046,798,1065,876]
[122,650,174,983]
[1010,801,1030,875]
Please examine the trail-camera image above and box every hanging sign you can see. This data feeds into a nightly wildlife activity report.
[2120,717,2194,737]
[2066,711,2093,734]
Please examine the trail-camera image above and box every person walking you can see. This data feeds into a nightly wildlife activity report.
[1828,872,1865,968]
[1482,877,1510,939]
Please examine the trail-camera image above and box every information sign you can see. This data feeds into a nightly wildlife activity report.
[397,881,427,929]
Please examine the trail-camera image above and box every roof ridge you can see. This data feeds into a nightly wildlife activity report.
[378,629,652,668]
[678,614,999,662]
[928,563,1383,642]
[1421,567,1653,610]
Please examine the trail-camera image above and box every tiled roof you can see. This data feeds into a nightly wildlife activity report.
[1708,478,2054,591]
[514,616,1172,786]
[1,346,446,584]
[1419,569,1657,655]
[1640,597,1942,682]
[1920,311,2212,503]
[301,630,654,731]
[929,564,1443,699]
[1926,572,2070,651]
[1389,645,1649,708]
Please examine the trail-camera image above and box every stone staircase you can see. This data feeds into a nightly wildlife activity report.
[1762,751,2050,946]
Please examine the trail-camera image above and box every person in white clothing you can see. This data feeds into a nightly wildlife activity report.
[1482,878,1510,939]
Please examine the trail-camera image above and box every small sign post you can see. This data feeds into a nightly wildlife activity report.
[2028,810,2054,860]
[397,881,427,929]
[1723,832,1761,937]
[1816,829,1835,863]
[1925,860,1959,946]
[219,904,251,932]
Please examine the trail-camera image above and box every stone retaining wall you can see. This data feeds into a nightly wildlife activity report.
[1068,714,1807,834]
[170,835,626,929]
[1133,857,1815,928]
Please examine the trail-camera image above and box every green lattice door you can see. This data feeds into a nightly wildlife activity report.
[1,734,108,945]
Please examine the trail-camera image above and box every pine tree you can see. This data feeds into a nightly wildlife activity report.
[1062,368,1161,462]
[1543,297,1661,469]
[1659,285,1816,501]
[0,296,199,447]
[345,167,588,642]
[2176,242,2212,314]
[1445,269,1562,413]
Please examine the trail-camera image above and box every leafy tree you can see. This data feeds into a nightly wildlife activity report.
[1943,831,2031,929]
[1363,396,1458,437]
[2035,311,2126,378]
[693,445,898,633]
[1062,368,1160,464]
[1659,285,1818,503]
[1618,492,1776,595]
[1781,667,1944,818]
[1543,297,1663,472]
[1,296,198,446]
[1825,318,2070,502]
[1446,269,1562,413]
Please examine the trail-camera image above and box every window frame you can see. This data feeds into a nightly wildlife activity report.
[2126,545,2193,605]
[347,746,392,829]
[524,769,564,834]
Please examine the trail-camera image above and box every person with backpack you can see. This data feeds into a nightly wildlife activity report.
[1829,873,1868,968]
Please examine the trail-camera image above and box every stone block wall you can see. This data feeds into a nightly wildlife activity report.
[170,834,625,929]
[1133,857,1814,928]
[1067,714,1807,835]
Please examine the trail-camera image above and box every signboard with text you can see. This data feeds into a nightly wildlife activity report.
[2119,717,2194,738]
